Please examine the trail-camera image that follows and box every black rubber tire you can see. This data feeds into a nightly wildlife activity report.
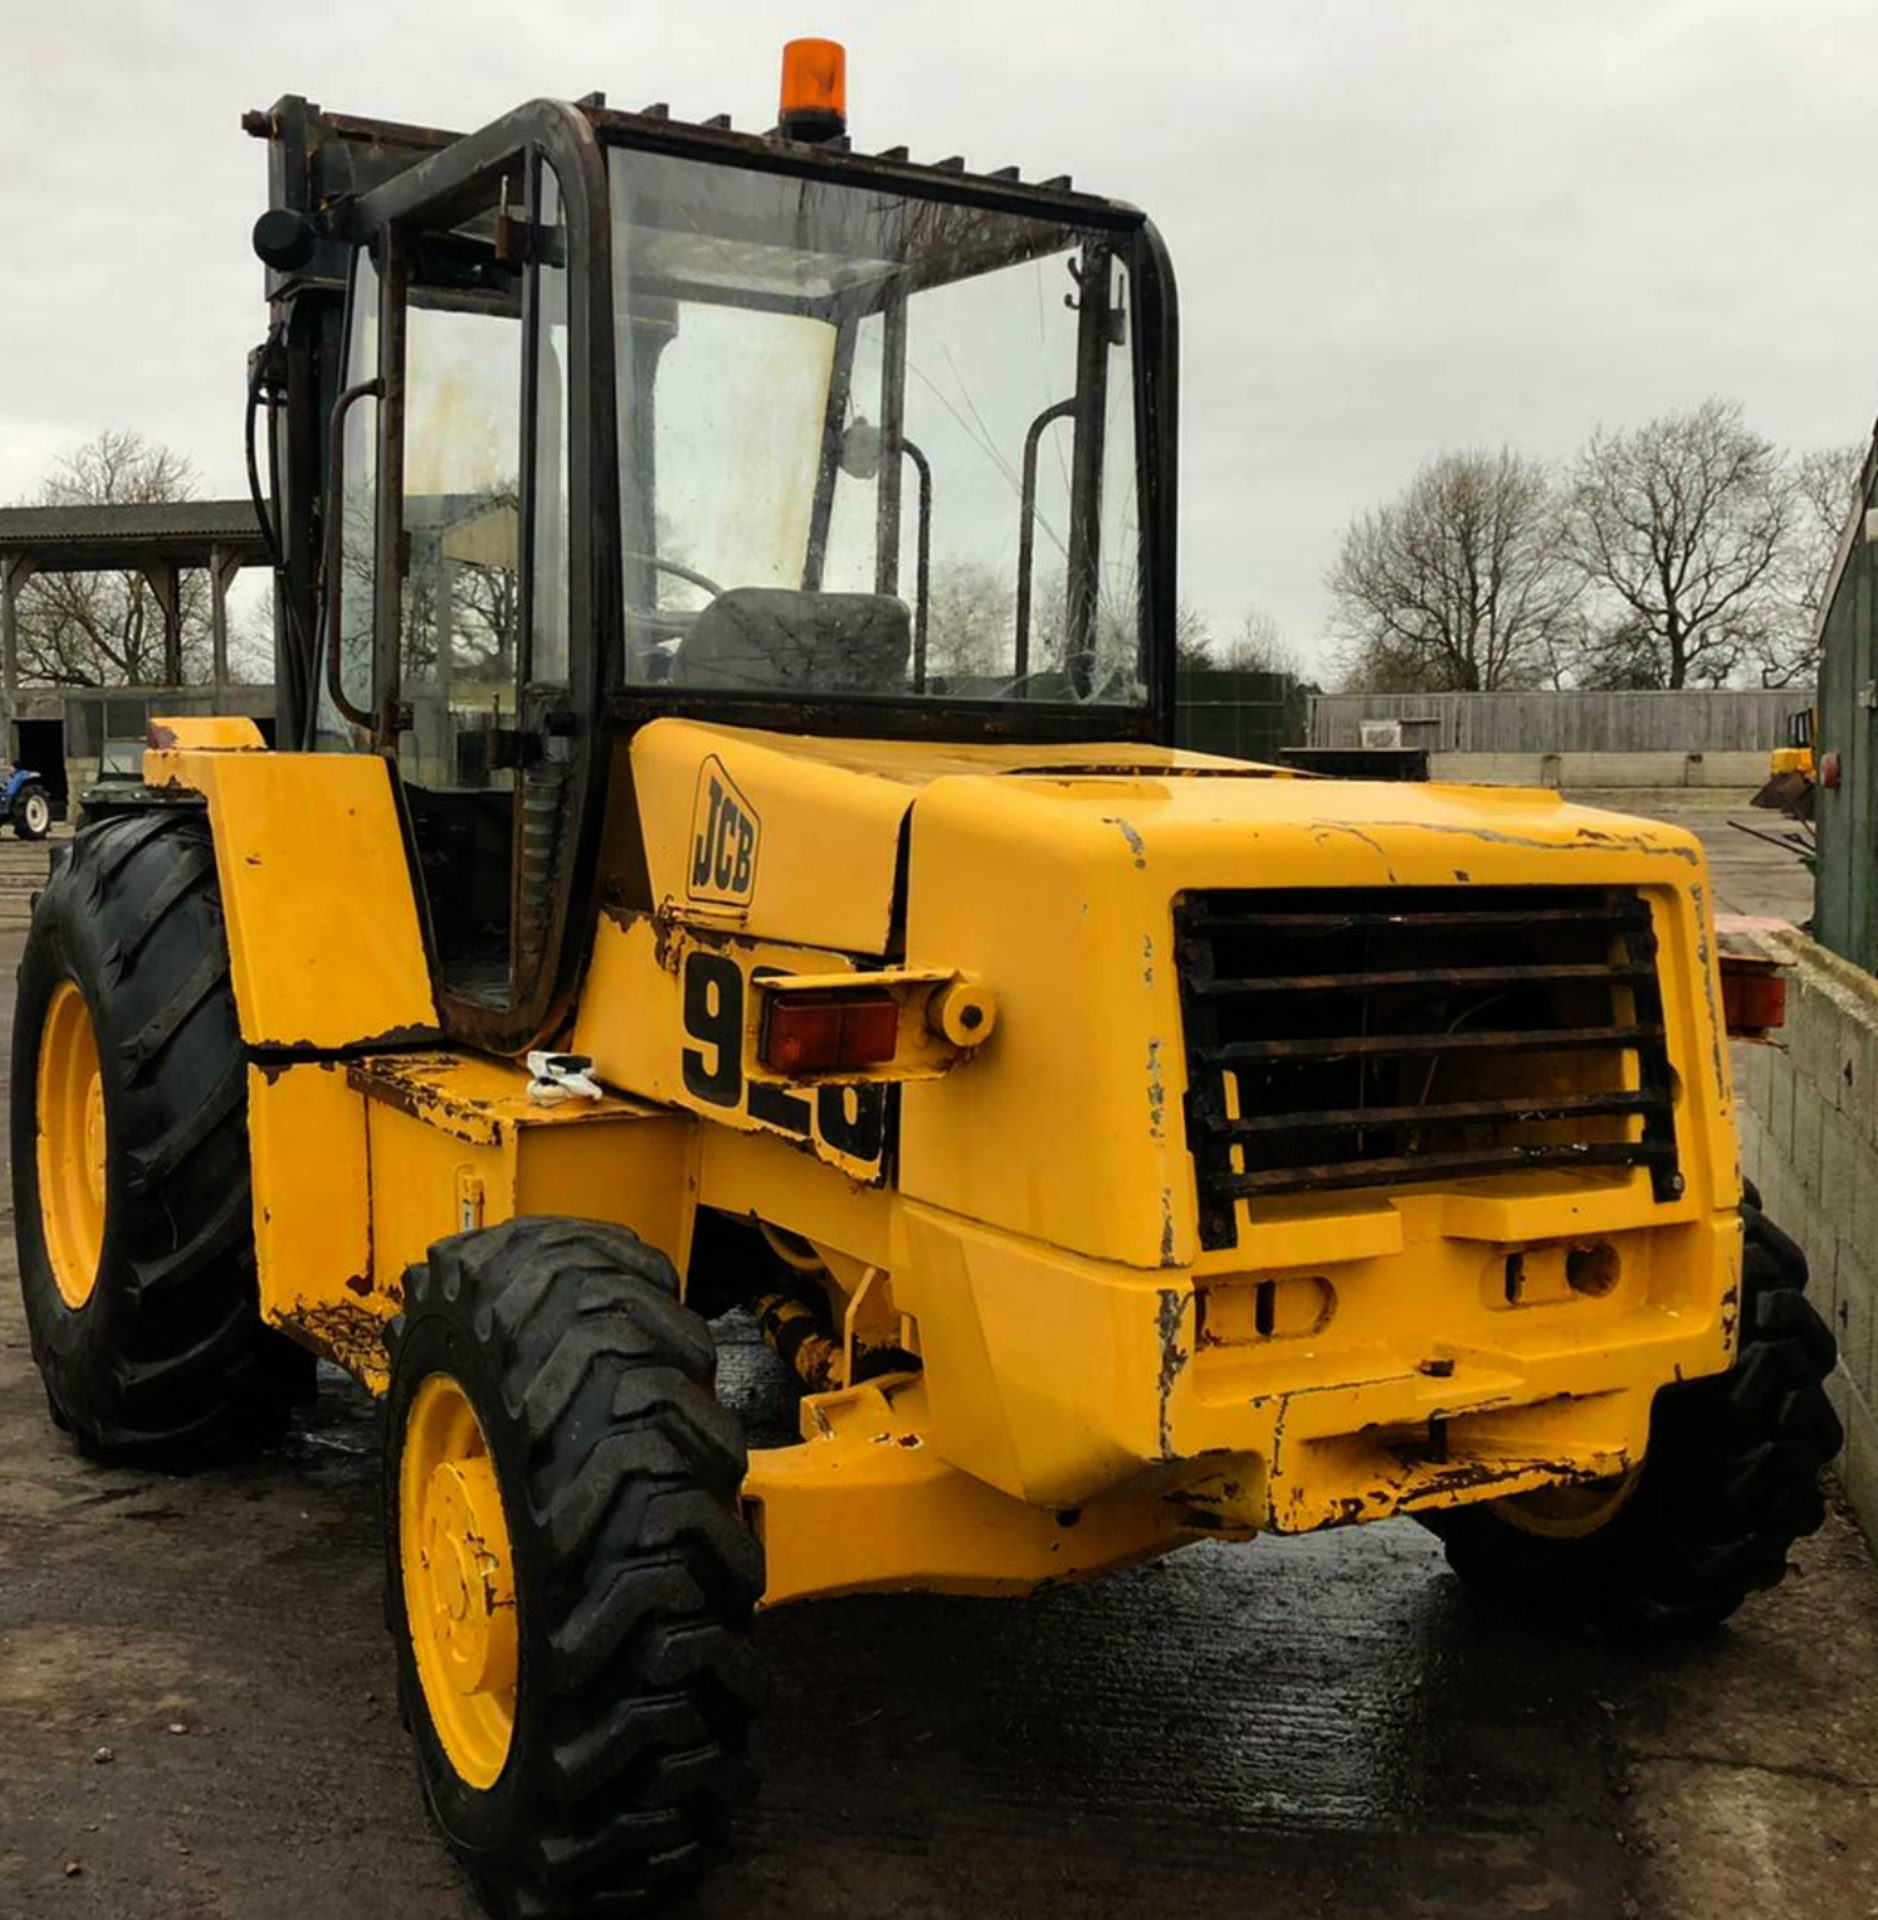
[1424,1199,1843,1634]
[385,1217,767,1920]
[11,781,50,840]
[12,808,313,1460]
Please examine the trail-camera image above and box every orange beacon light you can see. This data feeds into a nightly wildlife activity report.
[779,38,847,142]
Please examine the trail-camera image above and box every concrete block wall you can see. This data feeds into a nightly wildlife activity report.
[1427,750,1768,789]
[1735,937,1878,1547]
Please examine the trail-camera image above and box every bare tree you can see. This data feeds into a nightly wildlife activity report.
[1217,608,1299,676]
[454,560,520,681]
[1564,399,1791,689]
[1758,438,1871,686]
[1003,566,1170,693]
[14,431,211,687]
[924,559,1013,681]
[1329,449,1577,692]
[229,587,276,685]
[1173,601,1215,668]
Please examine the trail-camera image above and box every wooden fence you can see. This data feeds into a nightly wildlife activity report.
[1310,690,1811,753]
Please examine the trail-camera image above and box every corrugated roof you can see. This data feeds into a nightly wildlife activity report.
[0,500,267,567]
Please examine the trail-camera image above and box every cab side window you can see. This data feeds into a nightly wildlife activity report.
[390,159,567,1007]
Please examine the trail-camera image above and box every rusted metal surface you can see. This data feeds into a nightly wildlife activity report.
[346,1055,506,1147]
[1201,1023,1665,1063]
[1752,767,1817,820]
[1182,900,1654,937]
[344,1050,663,1147]
[1177,883,1685,1245]
[1220,1141,1678,1200]
[1216,1088,1668,1135]
[1155,1287,1188,1460]
[1193,961,1656,997]
[284,1298,393,1384]
[752,1289,846,1393]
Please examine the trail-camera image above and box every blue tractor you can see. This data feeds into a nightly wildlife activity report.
[3,768,52,840]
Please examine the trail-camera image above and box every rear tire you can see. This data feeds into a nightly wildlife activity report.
[1424,1198,1842,1633]
[12,781,51,840]
[12,808,312,1461]
[385,1217,767,1920]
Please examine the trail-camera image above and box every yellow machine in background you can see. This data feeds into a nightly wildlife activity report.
[1755,703,1819,820]
[14,45,1842,1920]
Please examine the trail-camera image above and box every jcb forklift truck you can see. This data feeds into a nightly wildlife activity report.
[15,44,1841,1918]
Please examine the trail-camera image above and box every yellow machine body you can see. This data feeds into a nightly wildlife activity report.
[149,716,1744,1608]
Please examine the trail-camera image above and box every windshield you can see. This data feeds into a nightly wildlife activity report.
[606,148,1145,706]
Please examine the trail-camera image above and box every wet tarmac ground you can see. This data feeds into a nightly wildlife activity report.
[4,820,1877,1920]
[1634,802,1815,928]
[7,1327,1878,1920]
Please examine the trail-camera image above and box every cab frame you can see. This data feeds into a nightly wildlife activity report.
[252,94,1182,1055]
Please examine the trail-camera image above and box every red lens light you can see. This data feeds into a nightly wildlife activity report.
[837,996,900,1066]
[1721,964,1786,1036]
[762,992,899,1074]
[764,1002,843,1074]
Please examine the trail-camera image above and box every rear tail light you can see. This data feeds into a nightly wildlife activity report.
[1721,959,1786,1038]
[761,991,900,1075]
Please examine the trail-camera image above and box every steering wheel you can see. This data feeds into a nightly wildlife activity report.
[621,554,729,677]
[625,552,727,603]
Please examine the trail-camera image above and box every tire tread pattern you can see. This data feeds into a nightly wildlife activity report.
[1426,1199,1843,1633]
[389,1217,765,1920]
[13,807,310,1460]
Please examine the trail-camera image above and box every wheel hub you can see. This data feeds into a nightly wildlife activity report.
[36,980,107,1310]
[421,1456,517,1695]
[1491,1465,1645,1540]
[83,1076,106,1211]
[399,1372,519,1788]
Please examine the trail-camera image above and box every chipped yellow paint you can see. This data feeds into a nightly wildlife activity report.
[629,716,1300,957]
[574,913,891,1182]
[898,770,1729,1271]
[215,702,1743,1601]
[746,1378,1202,1607]
[356,1052,693,1313]
[247,1061,386,1384]
[247,1052,692,1390]
[145,713,267,755]
[145,747,436,1050]
[575,732,1742,1583]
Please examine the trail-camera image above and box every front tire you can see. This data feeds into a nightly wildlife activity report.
[385,1217,767,1919]
[12,808,311,1459]
[1425,1197,1842,1633]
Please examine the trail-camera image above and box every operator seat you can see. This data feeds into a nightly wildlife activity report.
[667,588,911,694]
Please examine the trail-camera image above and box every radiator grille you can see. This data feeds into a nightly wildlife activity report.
[1174,887,1681,1249]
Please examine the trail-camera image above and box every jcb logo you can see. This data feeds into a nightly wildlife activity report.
[687,757,760,913]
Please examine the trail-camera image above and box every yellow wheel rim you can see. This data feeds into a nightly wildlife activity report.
[36,980,107,1310]
[1490,1466,1645,1541]
[400,1373,519,1789]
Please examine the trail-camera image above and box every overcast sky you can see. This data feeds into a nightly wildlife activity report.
[2,0,1873,675]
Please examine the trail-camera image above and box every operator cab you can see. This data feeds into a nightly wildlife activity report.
[252,49,1176,1048]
